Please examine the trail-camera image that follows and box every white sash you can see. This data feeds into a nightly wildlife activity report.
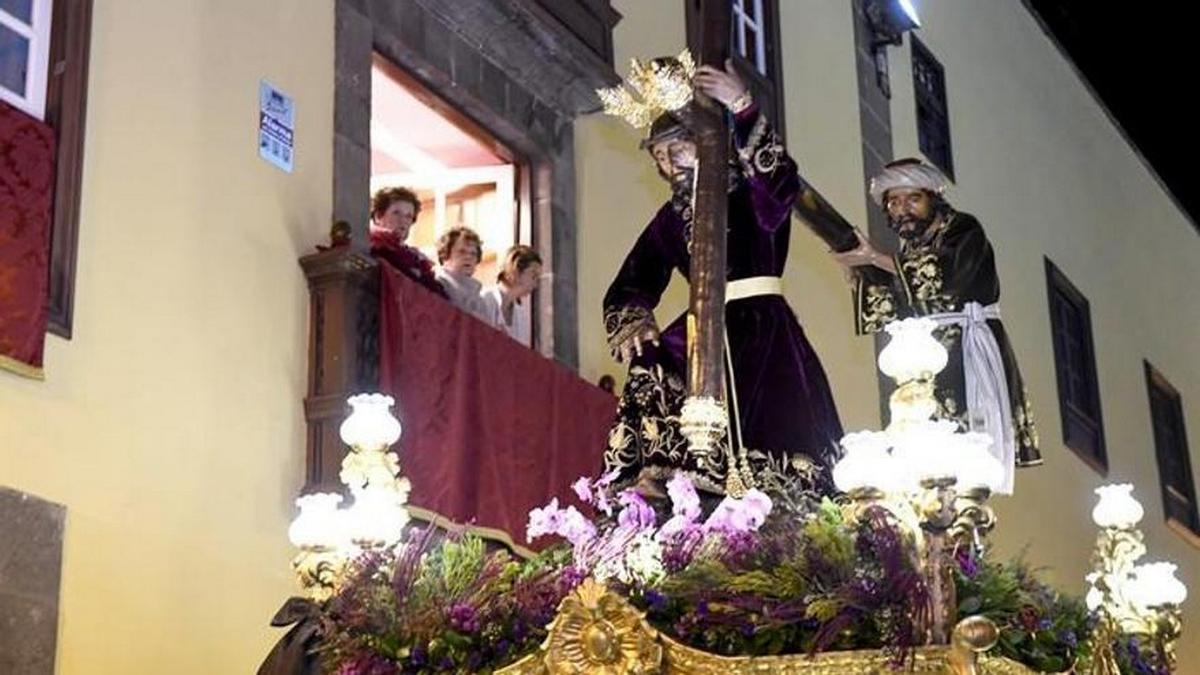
[927,302,1015,494]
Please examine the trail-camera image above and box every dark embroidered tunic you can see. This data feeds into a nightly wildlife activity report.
[854,212,1041,468]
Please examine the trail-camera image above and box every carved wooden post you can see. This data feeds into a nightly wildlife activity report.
[298,243,379,493]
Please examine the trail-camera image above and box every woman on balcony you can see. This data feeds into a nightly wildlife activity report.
[368,186,447,298]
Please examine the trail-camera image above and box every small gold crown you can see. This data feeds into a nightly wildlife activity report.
[596,49,696,129]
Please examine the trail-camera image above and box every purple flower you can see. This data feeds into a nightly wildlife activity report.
[666,472,701,521]
[644,589,668,613]
[571,477,592,504]
[716,529,758,565]
[570,472,619,516]
[558,505,597,546]
[703,489,772,533]
[658,515,692,538]
[557,565,587,593]
[594,490,613,516]
[596,470,620,514]
[661,531,701,572]
[527,499,596,546]
[448,601,481,633]
[336,652,399,675]
[409,644,427,667]
[617,489,657,530]
[741,489,773,523]
[955,548,980,578]
[526,498,563,542]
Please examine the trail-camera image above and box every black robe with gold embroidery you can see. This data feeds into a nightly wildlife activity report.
[854,211,1042,467]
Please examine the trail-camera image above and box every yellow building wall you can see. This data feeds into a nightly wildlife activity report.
[887,0,1200,666]
[0,1,333,672]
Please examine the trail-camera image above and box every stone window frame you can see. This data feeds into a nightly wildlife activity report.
[1045,257,1107,474]
[334,1,621,369]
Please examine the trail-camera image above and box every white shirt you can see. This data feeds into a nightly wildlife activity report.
[480,285,532,346]
[434,267,491,323]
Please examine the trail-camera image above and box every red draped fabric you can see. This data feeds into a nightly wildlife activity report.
[379,263,616,551]
[0,101,55,380]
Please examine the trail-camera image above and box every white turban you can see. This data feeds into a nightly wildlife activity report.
[869,159,949,206]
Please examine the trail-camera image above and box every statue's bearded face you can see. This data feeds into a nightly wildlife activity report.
[651,139,698,193]
[884,187,935,239]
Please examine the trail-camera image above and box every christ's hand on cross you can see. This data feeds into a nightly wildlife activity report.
[618,324,661,363]
[695,59,750,112]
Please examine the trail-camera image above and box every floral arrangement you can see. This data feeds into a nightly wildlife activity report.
[319,529,578,674]
[313,472,1154,674]
[952,548,1091,672]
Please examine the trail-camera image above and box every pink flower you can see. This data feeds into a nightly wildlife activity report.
[526,498,563,542]
[703,489,773,534]
[595,489,613,516]
[617,489,657,530]
[741,489,773,528]
[666,472,701,522]
[558,506,597,546]
[571,477,593,504]
[659,514,700,538]
[528,498,598,546]
[571,473,617,516]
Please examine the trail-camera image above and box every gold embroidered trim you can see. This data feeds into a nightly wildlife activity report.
[859,283,898,334]
[1015,384,1040,458]
[604,305,658,360]
[735,112,785,177]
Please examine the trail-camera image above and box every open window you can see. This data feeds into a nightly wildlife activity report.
[370,54,536,346]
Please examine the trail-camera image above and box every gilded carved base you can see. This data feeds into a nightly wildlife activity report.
[497,580,1047,675]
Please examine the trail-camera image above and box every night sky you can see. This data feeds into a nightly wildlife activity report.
[1023,1,1198,231]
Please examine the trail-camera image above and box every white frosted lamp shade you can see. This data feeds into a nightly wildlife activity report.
[954,432,1004,492]
[1092,484,1144,529]
[339,393,403,449]
[878,318,948,383]
[833,430,894,493]
[890,419,960,487]
[288,492,344,550]
[346,489,409,547]
[1130,562,1187,607]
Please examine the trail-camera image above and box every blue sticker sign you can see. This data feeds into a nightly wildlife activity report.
[259,81,295,172]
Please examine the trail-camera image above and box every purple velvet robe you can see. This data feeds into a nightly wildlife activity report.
[602,107,844,494]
